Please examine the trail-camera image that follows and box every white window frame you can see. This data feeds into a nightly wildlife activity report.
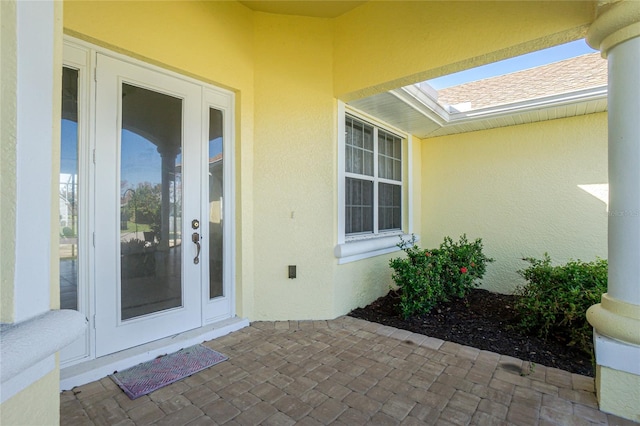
[335,101,415,264]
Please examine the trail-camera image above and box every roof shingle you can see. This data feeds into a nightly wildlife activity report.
[437,53,607,111]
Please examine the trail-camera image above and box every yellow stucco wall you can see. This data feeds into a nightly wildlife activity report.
[252,12,337,319]
[596,365,640,422]
[64,1,254,92]
[334,1,594,100]
[0,368,60,426]
[421,113,608,294]
[62,0,602,320]
[1,0,17,323]
[334,253,396,315]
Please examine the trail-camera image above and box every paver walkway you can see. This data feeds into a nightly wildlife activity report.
[60,317,638,425]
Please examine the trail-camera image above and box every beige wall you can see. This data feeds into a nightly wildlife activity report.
[334,1,594,100]
[252,12,337,319]
[64,1,254,91]
[0,369,60,426]
[62,1,602,319]
[421,113,608,294]
[1,0,17,323]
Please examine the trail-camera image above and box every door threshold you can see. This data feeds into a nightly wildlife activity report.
[60,316,249,391]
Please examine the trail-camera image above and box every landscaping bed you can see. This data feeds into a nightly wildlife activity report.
[349,288,594,377]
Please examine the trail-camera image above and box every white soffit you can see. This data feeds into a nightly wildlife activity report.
[347,91,443,137]
[347,85,607,139]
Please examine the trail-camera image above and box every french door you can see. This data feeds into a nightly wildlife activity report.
[93,53,233,357]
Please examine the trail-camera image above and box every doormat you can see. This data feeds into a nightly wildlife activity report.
[110,345,228,399]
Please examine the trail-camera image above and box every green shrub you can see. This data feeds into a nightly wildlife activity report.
[513,254,607,354]
[389,235,494,318]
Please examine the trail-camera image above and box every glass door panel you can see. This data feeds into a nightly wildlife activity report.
[208,108,224,299]
[60,67,80,311]
[94,53,201,357]
[61,43,94,366]
[120,83,183,320]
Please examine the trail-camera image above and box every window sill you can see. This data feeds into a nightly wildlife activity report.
[1,310,87,402]
[335,233,418,264]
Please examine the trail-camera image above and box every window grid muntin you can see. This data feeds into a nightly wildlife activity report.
[378,182,402,231]
[378,130,402,182]
[345,177,374,234]
[345,114,403,237]
[345,116,374,176]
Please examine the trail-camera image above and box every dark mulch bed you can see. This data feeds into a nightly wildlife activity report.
[348,289,594,377]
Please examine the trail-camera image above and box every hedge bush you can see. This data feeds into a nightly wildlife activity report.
[513,254,607,354]
[389,235,494,318]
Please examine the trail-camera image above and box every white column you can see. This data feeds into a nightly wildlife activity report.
[607,35,640,305]
[13,0,56,322]
[586,1,640,421]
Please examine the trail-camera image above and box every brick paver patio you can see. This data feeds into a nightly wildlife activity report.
[60,317,638,425]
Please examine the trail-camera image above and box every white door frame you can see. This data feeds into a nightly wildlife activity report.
[60,37,236,364]
[201,89,236,324]
[94,53,202,356]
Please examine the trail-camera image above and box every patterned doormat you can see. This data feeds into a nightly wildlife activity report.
[110,345,228,399]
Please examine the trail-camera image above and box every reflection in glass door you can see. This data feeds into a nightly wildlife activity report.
[60,67,80,311]
[208,108,224,299]
[120,83,183,320]
[95,53,202,357]
[201,89,233,323]
[93,53,233,356]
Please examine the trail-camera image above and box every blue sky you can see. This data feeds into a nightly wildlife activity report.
[427,39,598,90]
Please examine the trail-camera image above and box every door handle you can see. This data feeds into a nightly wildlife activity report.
[192,232,201,264]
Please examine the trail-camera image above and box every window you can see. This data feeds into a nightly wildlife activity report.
[345,114,403,237]
[336,105,413,264]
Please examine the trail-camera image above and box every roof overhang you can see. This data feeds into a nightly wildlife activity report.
[348,85,608,139]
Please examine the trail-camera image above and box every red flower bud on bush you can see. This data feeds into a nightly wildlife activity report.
[460,267,468,274]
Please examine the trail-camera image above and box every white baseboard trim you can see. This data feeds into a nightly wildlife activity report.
[594,331,640,376]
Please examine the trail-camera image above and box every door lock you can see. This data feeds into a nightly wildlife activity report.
[191,219,200,230]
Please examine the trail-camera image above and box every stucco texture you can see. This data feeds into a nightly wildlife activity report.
[597,365,640,422]
[421,113,608,294]
[0,369,60,426]
[1,0,17,323]
[252,12,336,319]
[333,1,594,100]
[62,0,604,320]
